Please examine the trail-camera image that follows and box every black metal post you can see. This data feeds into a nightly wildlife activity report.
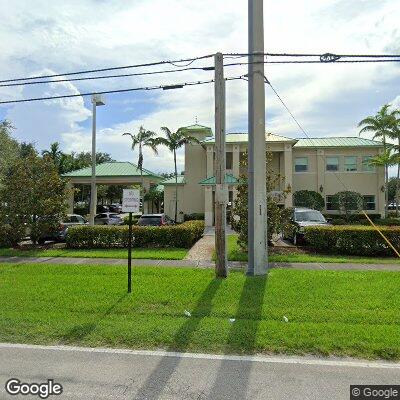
[128,212,132,293]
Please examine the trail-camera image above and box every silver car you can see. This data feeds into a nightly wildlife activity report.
[94,212,123,225]
[289,207,328,245]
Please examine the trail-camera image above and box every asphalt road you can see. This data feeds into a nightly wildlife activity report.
[0,343,399,400]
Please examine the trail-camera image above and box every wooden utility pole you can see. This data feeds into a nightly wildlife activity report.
[248,0,268,275]
[214,52,228,278]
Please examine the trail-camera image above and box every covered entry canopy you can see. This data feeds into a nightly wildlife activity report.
[62,161,163,213]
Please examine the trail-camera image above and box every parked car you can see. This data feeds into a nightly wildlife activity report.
[94,212,123,225]
[96,205,109,213]
[137,214,175,226]
[108,204,122,213]
[286,207,329,245]
[38,214,88,244]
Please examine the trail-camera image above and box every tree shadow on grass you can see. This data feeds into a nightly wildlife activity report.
[134,278,223,400]
[206,274,268,399]
[61,293,128,343]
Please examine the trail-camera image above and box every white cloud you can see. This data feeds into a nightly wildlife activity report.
[0,0,400,173]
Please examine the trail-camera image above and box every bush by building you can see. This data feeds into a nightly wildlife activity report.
[293,190,325,211]
[66,220,204,249]
[304,225,400,256]
[184,213,205,221]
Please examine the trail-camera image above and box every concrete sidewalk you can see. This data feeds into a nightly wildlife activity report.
[0,256,400,271]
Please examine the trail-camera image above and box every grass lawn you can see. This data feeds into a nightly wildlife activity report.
[227,235,400,265]
[0,262,399,360]
[0,247,188,260]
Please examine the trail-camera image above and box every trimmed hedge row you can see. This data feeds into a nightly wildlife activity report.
[304,225,400,256]
[66,220,204,249]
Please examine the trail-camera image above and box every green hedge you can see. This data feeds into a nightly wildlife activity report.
[66,220,204,249]
[184,213,205,221]
[304,225,400,256]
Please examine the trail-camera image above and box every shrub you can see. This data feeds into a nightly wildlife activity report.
[0,224,25,248]
[361,218,400,227]
[293,190,325,211]
[66,220,204,249]
[331,218,346,225]
[304,225,400,256]
[331,191,363,221]
[184,213,205,221]
[122,215,140,225]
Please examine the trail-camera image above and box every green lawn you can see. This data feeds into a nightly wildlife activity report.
[0,247,188,260]
[1,262,399,359]
[227,235,400,264]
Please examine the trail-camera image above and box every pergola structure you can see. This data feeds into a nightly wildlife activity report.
[62,161,163,213]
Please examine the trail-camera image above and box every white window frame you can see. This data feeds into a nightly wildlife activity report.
[344,156,357,172]
[326,156,339,172]
[362,156,375,172]
[363,195,376,210]
[294,157,308,173]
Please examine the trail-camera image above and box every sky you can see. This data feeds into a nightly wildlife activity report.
[0,0,399,174]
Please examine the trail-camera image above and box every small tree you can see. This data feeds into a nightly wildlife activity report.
[0,154,70,245]
[331,191,363,221]
[293,190,325,211]
[231,150,292,249]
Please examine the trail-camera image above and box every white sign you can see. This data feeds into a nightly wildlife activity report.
[122,189,141,213]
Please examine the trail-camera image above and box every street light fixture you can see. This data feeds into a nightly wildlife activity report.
[89,94,106,226]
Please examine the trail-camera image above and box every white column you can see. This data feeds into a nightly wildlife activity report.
[66,181,74,214]
[206,146,214,178]
[284,145,293,208]
[143,179,151,214]
[204,186,213,226]
[232,145,240,177]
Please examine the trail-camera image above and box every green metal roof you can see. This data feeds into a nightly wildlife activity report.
[180,124,213,136]
[160,176,186,185]
[294,137,383,148]
[62,162,162,178]
[204,132,296,144]
[199,174,240,185]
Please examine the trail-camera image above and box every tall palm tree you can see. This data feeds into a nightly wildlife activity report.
[154,127,203,222]
[123,126,158,212]
[388,111,400,215]
[42,142,64,173]
[358,104,397,217]
[368,149,398,217]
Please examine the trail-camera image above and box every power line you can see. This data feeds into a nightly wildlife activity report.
[0,65,216,88]
[0,76,243,105]
[224,52,400,58]
[0,54,214,84]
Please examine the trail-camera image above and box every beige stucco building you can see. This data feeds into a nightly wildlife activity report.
[162,124,385,226]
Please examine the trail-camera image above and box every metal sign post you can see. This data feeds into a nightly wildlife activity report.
[122,189,140,293]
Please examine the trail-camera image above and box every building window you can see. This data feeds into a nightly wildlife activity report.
[295,157,308,172]
[363,195,376,210]
[362,156,375,172]
[326,195,337,210]
[344,156,357,172]
[326,156,339,172]
[226,152,233,169]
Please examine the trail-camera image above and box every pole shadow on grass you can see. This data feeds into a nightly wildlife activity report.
[61,293,128,343]
[206,274,268,400]
[134,278,223,400]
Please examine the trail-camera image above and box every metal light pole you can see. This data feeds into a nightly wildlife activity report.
[247,0,268,275]
[89,94,106,226]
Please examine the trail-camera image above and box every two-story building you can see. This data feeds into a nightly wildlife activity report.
[162,124,385,226]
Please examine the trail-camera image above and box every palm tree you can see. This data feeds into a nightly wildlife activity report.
[154,127,203,222]
[388,111,400,215]
[123,127,158,212]
[42,142,64,173]
[368,149,398,217]
[358,104,397,217]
